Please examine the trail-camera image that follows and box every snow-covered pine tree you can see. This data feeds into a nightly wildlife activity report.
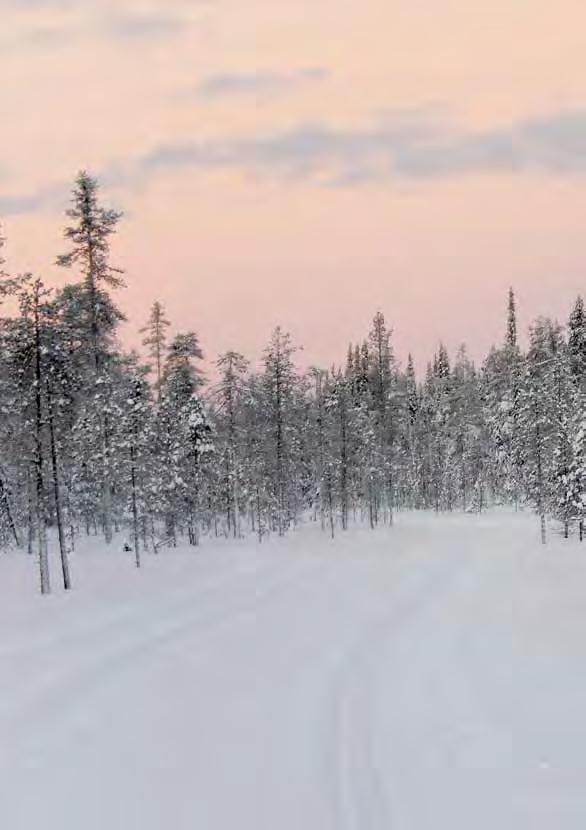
[0,227,23,548]
[261,327,300,536]
[57,172,125,544]
[57,172,124,372]
[367,312,396,524]
[568,415,586,540]
[549,336,579,538]
[425,346,452,512]
[213,351,249,538]
[158,332,211,546]
[482,290,524,508]
[568,295,586,390]
[141,301,171,403]
[117,359,155,565]
[308,367,335,535]
[519,318,563,543]
[40,295,76,589]
[325,370,353,530]
[239,373,270,541]
[10,277,54,593]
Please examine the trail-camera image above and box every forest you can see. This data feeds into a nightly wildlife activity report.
[0,172,585,594]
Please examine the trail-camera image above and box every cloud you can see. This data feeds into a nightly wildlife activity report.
[98,8,190,40]
[197,68,328,100]
[4,107,586,216]
[136,108,586,184]
[0,183,65,216]
[518,110,586,172]
[0,0,72,6]
[0,3,195,52]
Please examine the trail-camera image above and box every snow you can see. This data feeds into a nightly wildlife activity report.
[1,511,586,829]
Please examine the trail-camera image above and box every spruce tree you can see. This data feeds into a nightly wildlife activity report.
[57,172,124,544]
[141,301,171,402]
[568,296,586,388]
[262,327,300,536]
[213,351,249,537]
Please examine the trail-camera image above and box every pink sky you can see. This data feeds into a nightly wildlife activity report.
[1,0,585,371]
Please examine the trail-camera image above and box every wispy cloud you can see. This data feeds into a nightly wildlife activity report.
[0,2,196,53]
[4,108,586,215]
[0,183,66,217]
[197,68,328,100]
[0,0,71,6]
[99,7,190,41]
[137,108,586,184]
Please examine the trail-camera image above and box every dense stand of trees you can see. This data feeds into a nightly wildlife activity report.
[1,173,585,593]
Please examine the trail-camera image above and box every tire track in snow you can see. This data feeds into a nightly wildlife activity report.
[328,550,474,830]
[0,554,333,765]
[0,553,266,661]
[0,555,269,731]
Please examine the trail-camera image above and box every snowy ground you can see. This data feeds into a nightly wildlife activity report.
[1,511,585,829]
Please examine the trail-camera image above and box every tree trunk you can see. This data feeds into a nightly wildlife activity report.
[101,411,113,544]
[540,512,547,545]
[46,380,71,590]
[340,404,348,531]
[130,443,140,568]
[33,287,50,595]
[0,472,19,547]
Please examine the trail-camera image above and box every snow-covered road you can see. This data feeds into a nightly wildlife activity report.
[1,512,585,829]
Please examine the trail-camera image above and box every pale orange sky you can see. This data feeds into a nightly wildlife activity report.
[1,0,585,371]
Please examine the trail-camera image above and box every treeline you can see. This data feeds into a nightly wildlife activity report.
[0,172,585,593]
